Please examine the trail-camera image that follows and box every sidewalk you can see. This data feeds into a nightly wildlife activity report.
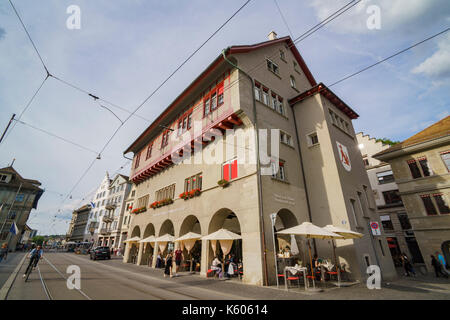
[82,254,450,300]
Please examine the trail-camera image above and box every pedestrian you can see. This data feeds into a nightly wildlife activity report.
[164,251,173,278]
[0,243,8,263]
[400,252,416,277]
[436,251,447,270]
[174,247,183,276]
[431,255,448,278]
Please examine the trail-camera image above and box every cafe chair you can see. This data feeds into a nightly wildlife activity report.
[286,270,301,289]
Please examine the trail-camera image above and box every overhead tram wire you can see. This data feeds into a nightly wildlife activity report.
[50,0,254,220]
[273,0,294,40]
[0,75,49,146]
[328,27,450,87]
[13,119,101,155]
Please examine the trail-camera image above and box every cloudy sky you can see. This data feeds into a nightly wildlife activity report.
[0,0,449,235]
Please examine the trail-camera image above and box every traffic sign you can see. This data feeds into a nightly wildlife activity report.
[370,221,381,236]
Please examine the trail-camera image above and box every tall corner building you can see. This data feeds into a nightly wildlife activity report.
[122,33,397,285]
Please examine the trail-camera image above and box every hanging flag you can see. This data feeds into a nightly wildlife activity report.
[90,202,95,208]
[9,222,19,235]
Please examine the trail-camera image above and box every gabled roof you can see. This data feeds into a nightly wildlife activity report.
[124,36,317,154]
[374,115,450,158]
[288,83,359,119]
[0,166,42,191]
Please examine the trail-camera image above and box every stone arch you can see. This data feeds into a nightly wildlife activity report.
[143,223,155,238]
[159,219,175,236]
[131,225,141,238]
[208,208,241,234]
[142,223,156,266]
[179,215,201,236]
[128,225,141,264]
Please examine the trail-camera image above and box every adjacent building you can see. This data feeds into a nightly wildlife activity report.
[0,166,44,251]
[67,205,90,242]
[374,116,450,272]
[83,173,111,244]
[121,33,396,285]
[357,133,425,268]
[97,174,132,248]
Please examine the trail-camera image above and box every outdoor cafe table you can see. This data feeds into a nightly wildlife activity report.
[284,266,308,291]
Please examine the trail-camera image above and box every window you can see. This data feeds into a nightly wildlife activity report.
[262,87,269,105]
[280,131,292,146]
[271,160,286,181]
[418,158,431,176]
[376,170,395,184]
[0,174,7,182]
[383,190,402,205]
[279,50,285,61]
[254,83,261,101]
[222,159,238,181]
[184,173,203,192]
[407,158,432,179]
[134,152,141,169]
[433,194,450,214]
[131,190,135,197]
[161,130,171,148]
[441,151,450,171]
[380,215,394,231]
[290,75,296,88]
[156,184,175,201]
[357,191,368,217]
[187,113,192,130]
[349,199,358,226]
[272,94,278,110]
[137,195,149,208]
[267,59,279,75]
[421,195,437,215]
[363,158,369,166]
[15,194,24,202]
[7,211,16,219]
[278,97,284,115]
[293,61,300,73]
[307,132,319,147]
[398,213,412,230]
[204,81,224,116]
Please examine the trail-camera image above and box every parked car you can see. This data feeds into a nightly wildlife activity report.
[89,246,111,260]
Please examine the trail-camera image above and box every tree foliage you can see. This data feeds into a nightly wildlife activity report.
[376,137,400,146]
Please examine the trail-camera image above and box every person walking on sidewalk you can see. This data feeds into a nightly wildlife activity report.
[164,251,173,278]
[431,254,448,278]
[400,252,416,277]
[174,247,183,276]
[0,243,8,263]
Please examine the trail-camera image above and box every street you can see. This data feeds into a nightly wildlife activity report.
[1,252,449,300]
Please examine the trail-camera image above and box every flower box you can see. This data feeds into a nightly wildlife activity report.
[217,179,230,188]
[179,189,201,200]
[131,207,146,214]
[150,198,173,209]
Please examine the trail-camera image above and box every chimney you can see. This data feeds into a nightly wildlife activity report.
[268,31,277,41]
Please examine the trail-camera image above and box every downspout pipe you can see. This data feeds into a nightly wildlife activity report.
[221,48,269,286]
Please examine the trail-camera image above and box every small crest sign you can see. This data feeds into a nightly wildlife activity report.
[336,141,351,171]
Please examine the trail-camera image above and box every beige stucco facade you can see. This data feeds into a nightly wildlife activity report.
[122,36,397,286]
[375,128,450,272]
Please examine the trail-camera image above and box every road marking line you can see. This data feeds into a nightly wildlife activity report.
[43,256,92,300]
[0,253,27,300]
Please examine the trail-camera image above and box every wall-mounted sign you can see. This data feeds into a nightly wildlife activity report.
[336,141,351,171]
[370,221,381,236]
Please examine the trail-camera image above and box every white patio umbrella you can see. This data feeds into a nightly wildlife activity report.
[139,235,156,266]
[175,232,202,272]
[323,225,363,286]
[202,229,242,278]
[123,236,141,243]
[155,234,175,254]
[277,222,343,290]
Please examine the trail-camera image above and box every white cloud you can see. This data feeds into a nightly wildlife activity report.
[412,34,450,80]
[309,0,450,34]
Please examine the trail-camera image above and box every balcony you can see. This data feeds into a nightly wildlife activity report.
[105,203,117,210]
[102,215,114,223]
[99,228,111,235]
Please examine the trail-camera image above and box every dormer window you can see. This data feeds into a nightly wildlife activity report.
[267,59,279,75]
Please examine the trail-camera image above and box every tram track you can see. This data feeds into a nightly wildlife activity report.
[36,264,52,300]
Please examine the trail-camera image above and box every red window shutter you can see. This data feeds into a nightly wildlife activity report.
[223,163,230,181]
[231,160,238,179]
[217,82,224,94]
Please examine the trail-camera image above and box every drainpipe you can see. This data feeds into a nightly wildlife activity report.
[290,104,317,254]
[221,48,269,286]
